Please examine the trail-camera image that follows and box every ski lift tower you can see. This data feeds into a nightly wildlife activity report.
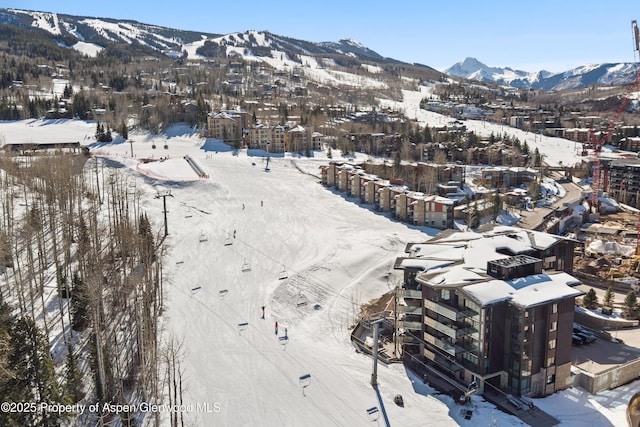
[370,317,385,386]
[155,189,173,237]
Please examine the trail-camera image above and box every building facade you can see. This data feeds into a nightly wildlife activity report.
[394,228,582,398]
[607,159,640,208]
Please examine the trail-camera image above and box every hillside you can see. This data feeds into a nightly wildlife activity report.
[0,8,441,77]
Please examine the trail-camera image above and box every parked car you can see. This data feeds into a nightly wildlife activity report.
[572,334,584,345]
[575,330,597,343]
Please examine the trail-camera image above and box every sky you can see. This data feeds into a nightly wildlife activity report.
[3,1,640,73]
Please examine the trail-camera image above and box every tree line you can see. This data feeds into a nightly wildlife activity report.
[0,152,178,426]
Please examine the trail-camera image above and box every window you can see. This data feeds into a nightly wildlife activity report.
[546,374,555,384]
[552,303,558,314]
[549,339,556,350]
[550,321,557,332]
[547,356,555,367]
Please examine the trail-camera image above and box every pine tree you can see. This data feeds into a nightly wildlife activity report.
[603,287,615,309]
[423,124,432,143]
[95,122,103,141]
[582,288,598,309]
[0,294,16,405]
[64,345,84,403]
[70,271,89,332]
[533,147,542,167]
[120,120,128,140]
[138,213,155,263]
[8,317,64,426]
[492,191,501,219]
[56,266,69,299]
[624,291,638,318]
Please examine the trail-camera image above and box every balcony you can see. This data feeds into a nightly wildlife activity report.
[459,307,479,319]
[399,320,422,330]
[401,289,422,300]
[425,316,456,339]
[426,298,480,321]
[400,334,420,344]
[400,305,422,315]
[424,332,456,357]
[424,299,458,321]
[456,339,480,356]
[457,324,479,339]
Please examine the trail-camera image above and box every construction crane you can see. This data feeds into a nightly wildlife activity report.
[589,20,640,216]
[635,20,640,257]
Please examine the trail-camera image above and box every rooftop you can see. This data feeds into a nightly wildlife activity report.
[397,228,583,308]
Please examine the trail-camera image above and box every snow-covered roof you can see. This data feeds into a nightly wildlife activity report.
[488,225,566,250]
[401,228,582,308]
[424,265,488,287]
[212,111,237,120]
[397,258,455,271]
[464,273,583,308]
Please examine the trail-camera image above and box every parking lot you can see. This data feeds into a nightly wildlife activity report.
[571,324,640,374]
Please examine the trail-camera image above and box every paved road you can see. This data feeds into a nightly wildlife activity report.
[518,177,584,231]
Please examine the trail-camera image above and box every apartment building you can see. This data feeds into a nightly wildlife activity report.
[207,111,241,142]
[320,162,456,230]
[394,227,582,398]
[246,124,317,153]
[607,158,640,208]
[480,167,539,190]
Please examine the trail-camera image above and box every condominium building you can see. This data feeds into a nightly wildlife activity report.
[394,227,582,398]
[607,158,640,208]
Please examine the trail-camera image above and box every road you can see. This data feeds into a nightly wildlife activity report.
[518,176,584,231]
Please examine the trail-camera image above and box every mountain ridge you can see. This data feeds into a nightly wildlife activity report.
[0,8,414,66]
[1,8,636,92]
[445,57,638,90]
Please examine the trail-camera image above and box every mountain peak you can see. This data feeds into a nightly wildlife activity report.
[459,57,486,67]
[337,38,365,49]
[445,56,638,90]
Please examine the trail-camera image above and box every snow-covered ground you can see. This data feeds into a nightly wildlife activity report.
[380,86,639,169]
[0,118,636,426]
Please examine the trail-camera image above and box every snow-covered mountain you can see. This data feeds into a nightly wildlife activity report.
[0,8,409,67]
[0,8,209,55]
[446,57,638,90]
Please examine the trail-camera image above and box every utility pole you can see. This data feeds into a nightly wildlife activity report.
[129,139,134,157]
[155,190,173,237]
